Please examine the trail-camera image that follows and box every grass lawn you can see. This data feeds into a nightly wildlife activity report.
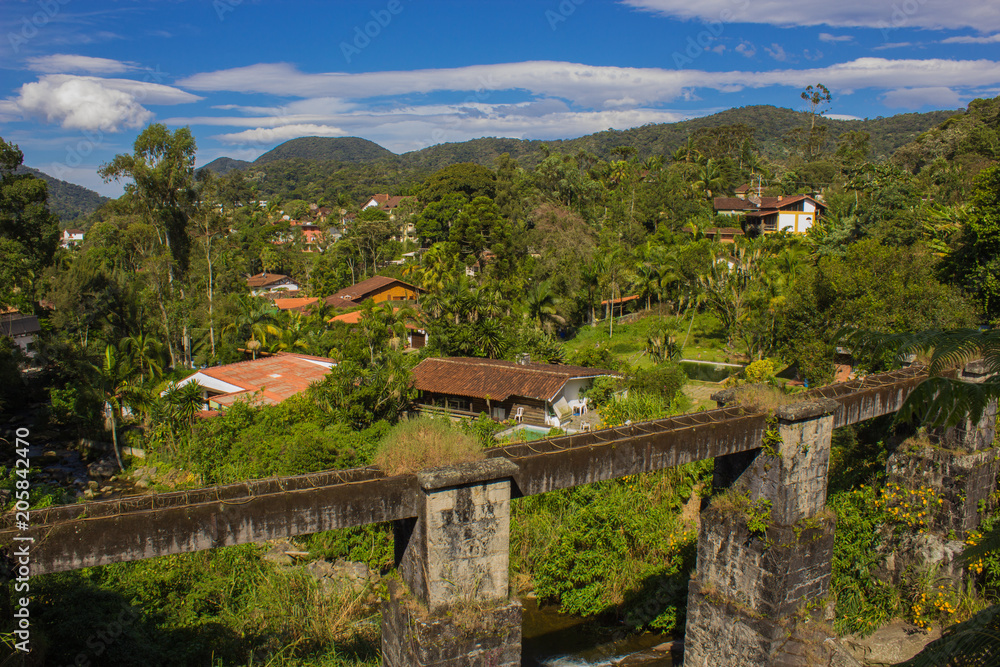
[562,308,734,368]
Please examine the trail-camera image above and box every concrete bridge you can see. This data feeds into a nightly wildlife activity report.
[2,365,997,665]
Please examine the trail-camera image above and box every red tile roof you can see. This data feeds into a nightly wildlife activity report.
[412,357,618,403]
[273,297,319,311]
[185,352,335,407]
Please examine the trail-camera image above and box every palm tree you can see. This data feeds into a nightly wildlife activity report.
[692,158,725,201]
[525,280,565,333]
[122,331,165,382]
[92,345,149,471]
[226,295,279,360]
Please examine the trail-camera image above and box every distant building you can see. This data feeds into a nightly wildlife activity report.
[713,194,826,235]
[411,356,619,427]
[0,310,41,358]
[362,194,417,242]
[247,272,300,296]
[170,352,336,412]
[61,229,84,248]
[323,276,422,309]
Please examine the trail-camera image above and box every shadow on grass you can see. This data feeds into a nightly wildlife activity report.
[0,572,380,667]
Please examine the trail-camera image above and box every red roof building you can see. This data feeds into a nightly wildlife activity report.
[171,352,336,411]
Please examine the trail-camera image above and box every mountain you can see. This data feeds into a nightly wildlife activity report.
[16,166,109,224]
[199,104,967,200]
[198,157,253,175]
[254,136,397,164]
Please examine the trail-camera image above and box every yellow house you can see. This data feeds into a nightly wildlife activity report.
[323,275,423,308]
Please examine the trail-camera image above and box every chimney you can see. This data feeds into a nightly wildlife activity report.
[517,353,531,366]
[777,195,783,202]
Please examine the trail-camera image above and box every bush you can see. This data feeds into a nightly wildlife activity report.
[373,417,483,475]
[629,362,686,402]
[743,359,777,384]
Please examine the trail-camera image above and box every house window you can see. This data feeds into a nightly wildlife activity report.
[446,397,471,412]
[491,406,506,421]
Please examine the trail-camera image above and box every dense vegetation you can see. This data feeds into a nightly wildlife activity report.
[2,92,1000,665]
[15,166,109,223]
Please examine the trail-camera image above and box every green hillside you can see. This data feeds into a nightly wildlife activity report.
[17,165,109,224]
[198,156,253,175]
[254,136,398,165]
[197,103,968,204]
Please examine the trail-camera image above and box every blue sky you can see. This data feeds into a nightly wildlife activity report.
[1,0,998,196]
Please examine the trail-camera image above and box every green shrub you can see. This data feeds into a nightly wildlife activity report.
[629,362,686,402]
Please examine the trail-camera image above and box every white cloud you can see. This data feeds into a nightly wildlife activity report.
[734,41,756,58]
[178,59,1000,111]
[25,54,137,74]
[827,113,863,120]
[873,42,914,50]
[15,78,152,131]
[214,124,347,145]
[764,44,791,62]
[819,33,854,43]
[881,86,963,109]
[11,75,200,132]
[620,0,1000,32]
[942,34,1000,44]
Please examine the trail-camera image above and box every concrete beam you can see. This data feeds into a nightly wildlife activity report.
[0,369,929,576]
[493,411,769,497]
[0,471,418,575]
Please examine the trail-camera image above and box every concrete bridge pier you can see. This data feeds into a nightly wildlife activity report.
[382,458,522,666]
[684,399,840,667]
[888,361,998,538]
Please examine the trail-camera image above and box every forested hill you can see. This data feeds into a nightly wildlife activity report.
[198,156,253,175]
[16,166,108,224]
[199,104,961,177]
[255,136,397,164]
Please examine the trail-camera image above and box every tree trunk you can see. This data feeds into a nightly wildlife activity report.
[109,409,124,472]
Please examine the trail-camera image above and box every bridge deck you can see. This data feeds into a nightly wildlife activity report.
[0,367,926,575]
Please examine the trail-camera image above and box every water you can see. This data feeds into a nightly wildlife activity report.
[679,360,742,383]
[520,597,674,667]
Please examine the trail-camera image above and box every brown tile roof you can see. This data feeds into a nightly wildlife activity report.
[734,183,751,194]
[247,272,295,289]
[713,197,755,210]
[324,275,422,308]
[190,352,335,406]
[715,194,826,214]
[412,357,618,403]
